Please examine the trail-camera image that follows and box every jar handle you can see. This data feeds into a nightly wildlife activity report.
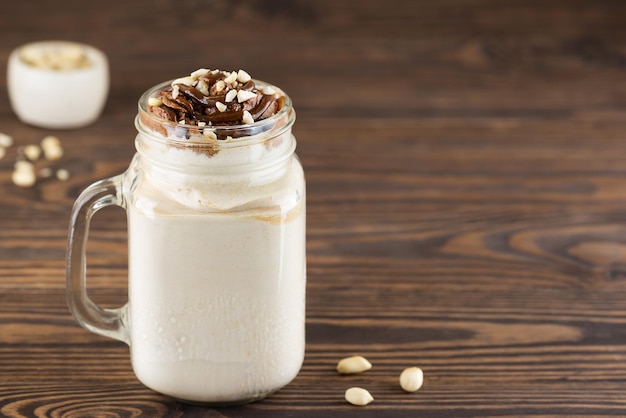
[66,175,129,344]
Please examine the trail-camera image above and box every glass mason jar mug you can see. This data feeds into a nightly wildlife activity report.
[66,80,306,405]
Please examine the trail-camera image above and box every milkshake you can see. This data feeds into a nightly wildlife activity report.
[66,68,306,405]
[128,182,305,403]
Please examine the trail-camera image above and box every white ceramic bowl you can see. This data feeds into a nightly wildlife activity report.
[7,41,109,129]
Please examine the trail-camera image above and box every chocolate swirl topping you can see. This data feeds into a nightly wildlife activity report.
[147,69,285,129]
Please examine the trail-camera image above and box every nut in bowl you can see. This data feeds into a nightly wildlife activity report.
[7,40,109,129]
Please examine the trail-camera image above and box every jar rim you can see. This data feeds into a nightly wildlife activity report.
[136,79,294,149]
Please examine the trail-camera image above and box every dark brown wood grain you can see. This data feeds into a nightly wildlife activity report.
[2,0,626,416]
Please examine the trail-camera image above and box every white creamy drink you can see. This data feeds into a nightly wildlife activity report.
[125,69,306,403]
[128,177,305,402]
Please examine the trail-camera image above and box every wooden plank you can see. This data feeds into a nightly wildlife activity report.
[2,0,626,416]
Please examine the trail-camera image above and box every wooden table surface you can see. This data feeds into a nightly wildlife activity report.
[2,0,626,416]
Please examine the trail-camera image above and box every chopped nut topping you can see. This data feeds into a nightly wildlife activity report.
[237,90,257,103]
[225,89,237,103]
[196,79,210,96]
[203,129,218,140]
[215,102,227,112]
[148,97,163,107]
[261,86,276,95]
[237,69,251,83]
[190,68,211,79]
[242,110,254,124]
[224,71,238,85]
[214,80,226,92]
[171,76,195,87]
[147,68,285,133]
